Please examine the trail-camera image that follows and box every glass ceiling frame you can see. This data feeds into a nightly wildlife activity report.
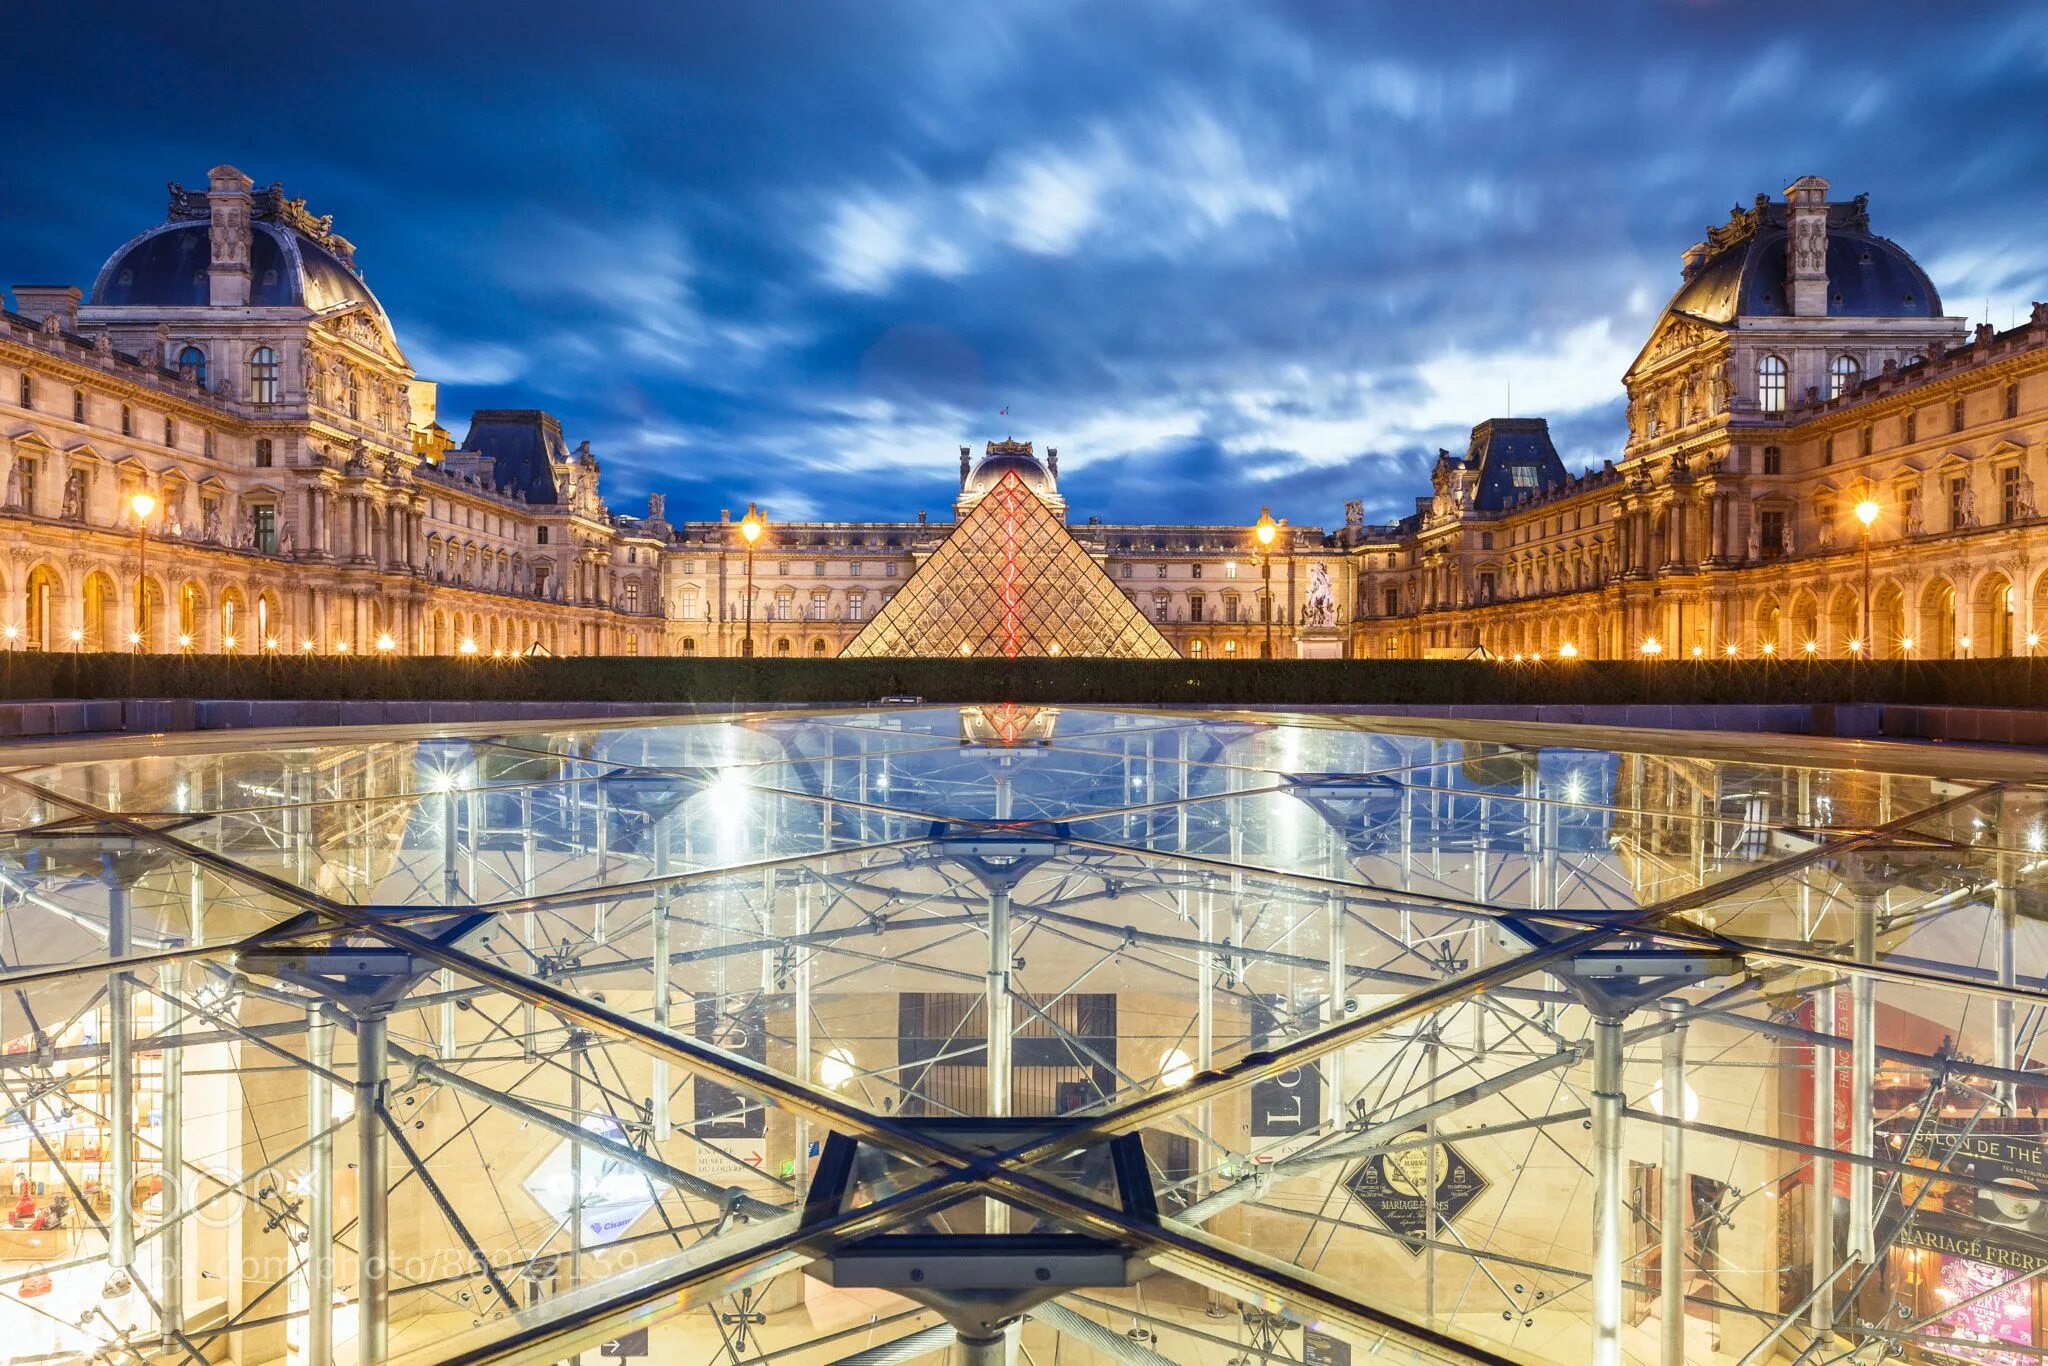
[0,705,2039,1366]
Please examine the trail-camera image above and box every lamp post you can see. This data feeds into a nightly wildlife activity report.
[129,491,157,653]
[1855,499,1880,657]
[1253,507,1277,659]
[739,503,766,659]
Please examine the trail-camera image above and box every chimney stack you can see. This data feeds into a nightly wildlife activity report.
[206,165,255,307]
[1785,175,1831,318]
[959,445,971,489]
[13,286,81,333]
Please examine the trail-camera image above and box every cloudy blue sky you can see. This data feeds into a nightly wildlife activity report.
[9,3,2048,529]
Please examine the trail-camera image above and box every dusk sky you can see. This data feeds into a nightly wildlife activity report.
[10,3,2048,529]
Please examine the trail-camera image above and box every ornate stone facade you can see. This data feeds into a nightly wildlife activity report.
[5,168,2044,663]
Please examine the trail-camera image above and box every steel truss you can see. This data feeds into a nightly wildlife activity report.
[0,705,2037,1365]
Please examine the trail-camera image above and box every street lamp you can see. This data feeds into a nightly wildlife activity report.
[1252,508,1278,659]
[128,491,157,653]
[1855,499,1880,658]
[739,503,767,659]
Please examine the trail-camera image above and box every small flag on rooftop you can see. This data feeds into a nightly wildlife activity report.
[999,406,1009,417]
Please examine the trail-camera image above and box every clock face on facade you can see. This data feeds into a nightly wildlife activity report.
[1343,1131,1491,1254]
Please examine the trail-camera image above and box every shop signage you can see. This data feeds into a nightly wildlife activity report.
[1342,1130,1489,1253]
[1882,1119,2048,1235]
[1887,1218,2048,1278]
[1250,994,1322,1139]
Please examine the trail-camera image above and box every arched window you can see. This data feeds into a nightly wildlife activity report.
[177,346,207,388]
[249,347,279,404]
[774,637,792,656]
[1827,354,1861,399]
[810,637,828,656]
[680,637,697,656]
[1756,354,1788,414]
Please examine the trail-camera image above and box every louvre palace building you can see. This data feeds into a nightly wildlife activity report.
[4,165,2046,663]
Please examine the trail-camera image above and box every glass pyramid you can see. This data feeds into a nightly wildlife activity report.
[842,470,1179,658]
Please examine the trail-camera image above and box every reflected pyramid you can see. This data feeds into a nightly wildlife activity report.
[841,469,1178,658]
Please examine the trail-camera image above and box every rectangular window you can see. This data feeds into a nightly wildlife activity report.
[1156,564,1168,578]
[1859,426,1873,458]
[679,588,698,619]
[1511,465,1538,488]
[1903,411,1917,444]
[1224,560,1238,579]
[253,505,277,555]
[1189,595,1204,622]
[1950,476,1969,531]
[2009,383,2022,420]
[1758,508,1785,558]
[1191,563,1202,579]
[164,417,176,447]
[810,590,828,619]
[1955,396,1968,431]
[254,438,273,468]
[1762,445,1782,475]
[849,561,862,576]
[848,592,865,621]
[2003,466,2022,523]
[814,561,826,576]
[1480,532,1494,550]
[1120,564,1132,579]
[1383,587,1400,616]
[16,458,36,512]
[1153,593,1170,623]
[885,562,897,578]
[121,405,132,436]
[72,391,84,423]
[777,561,789,576]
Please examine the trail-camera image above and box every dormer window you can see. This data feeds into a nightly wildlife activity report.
[177,346,207,387]
[1827,354,1860,399]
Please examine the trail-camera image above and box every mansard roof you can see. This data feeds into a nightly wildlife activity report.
[457,410,569,505]
[1464,418,1567,511]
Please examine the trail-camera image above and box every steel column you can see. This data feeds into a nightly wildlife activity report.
[1659,1000,1686,1366]
[1848,896,1876,1264]
[108,877,135,1271]
[308,1004,336,1366]
[1590,1014,1626,1366]
[356,1010,391,1365]
[159,953,185,1351]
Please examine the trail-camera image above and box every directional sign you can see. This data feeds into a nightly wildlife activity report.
[1303,1330,1352,1365]
[1343,1129,1489,1254]
[598,1327,648,1358]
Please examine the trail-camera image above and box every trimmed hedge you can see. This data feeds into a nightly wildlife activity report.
[1,652,2045,709]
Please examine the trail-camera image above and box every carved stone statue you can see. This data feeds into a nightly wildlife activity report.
[278,519,296,556]
[648,493,666,521]
[167,504,184,539]
[1745,519,1761,561]
[3,463,17,510]
[202,501,223,544]
[1903,491,1923,536]
[60,471,84,520]
[1962,483,1980,528]
[2019,476,2037,520]
[1780,523,1795,557]
[1817,517,1835,551]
